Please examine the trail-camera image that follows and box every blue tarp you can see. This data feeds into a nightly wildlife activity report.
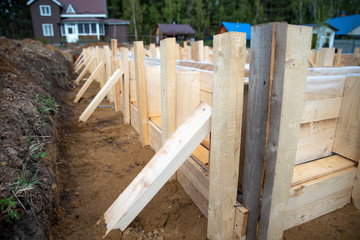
[326,14,360,35]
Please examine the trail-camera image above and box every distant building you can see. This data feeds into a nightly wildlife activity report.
[215,22,251,40]
[154,24,196,45]
[27,0,130,44]
[304,23,338,50]
[326,14,360,53]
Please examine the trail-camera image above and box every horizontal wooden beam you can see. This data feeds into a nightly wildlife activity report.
[103,102,212,235]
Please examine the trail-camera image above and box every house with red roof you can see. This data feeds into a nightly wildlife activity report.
[27,0,129,44]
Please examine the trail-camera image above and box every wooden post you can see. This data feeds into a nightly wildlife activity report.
[207,32,246,240]
[334,48,342,66]
[187,45,192,60]
[104,46,114,103]
[332,75,360,161]
[354,47,359,58]
[149,43,156,58]
[317,47,335,67]
[121,47,130,124]
[242,23,312,239]
[112,40,122,112]
[160,38,177,145]
[134,41,150,146]
[191,40,204,62]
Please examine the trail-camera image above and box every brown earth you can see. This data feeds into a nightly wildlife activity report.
[0,37,359,240]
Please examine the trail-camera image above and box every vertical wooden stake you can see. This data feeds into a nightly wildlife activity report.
[134,41,149,146]
[243,23,312,240]
[207,32,246,240]
[121,47,130,124]
[191,40,204,62]
[160,38,177,145]
[112,39,122,112]
[354,47,359,58]
[334,48,342,66]
[104,46,114,102]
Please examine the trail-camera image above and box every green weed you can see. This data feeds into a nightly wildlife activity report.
[36,94,60,116]
[0,196,20,223]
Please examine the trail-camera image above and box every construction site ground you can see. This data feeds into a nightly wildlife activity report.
[0,38,359,239]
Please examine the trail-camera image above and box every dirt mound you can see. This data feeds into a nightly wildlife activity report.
[0,37,71,239]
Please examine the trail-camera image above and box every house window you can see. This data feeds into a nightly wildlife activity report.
[90,23,97,34]
[78,24,84,34]
[40,5,51,16]
[100,24,105,35]
[42,24,54,36]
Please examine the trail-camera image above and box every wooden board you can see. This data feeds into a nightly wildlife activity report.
[176,71,200,127]
[74,56,95,84]
[291,155,356,186]
[74,61,105,103]
[285,167,356,230]
[191,40,204,62]
[295,118,337,165]
[104,46,114,102]
[307,66,360,76]
[207,32,246,240]
[130,104,139,133]
[301,97,342,123]
[243,23,311,240]
[79,69,123,121]
[103,102,211,235]
[200,90,212,106]
[332,75,360,161]
[145,65,161,117]
[121,48,130,124]
[134,42,150,146]
[148,119,162,152]
[160,38,177,144]
[317,47,335,67]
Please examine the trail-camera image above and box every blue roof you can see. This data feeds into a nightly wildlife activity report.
[220,22,251,40]
[326,14,360,35]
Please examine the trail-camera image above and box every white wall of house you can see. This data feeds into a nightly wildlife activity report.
[313,25,336,50]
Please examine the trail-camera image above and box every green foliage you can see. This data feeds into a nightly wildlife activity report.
[36,94,59,116]
[37,38,49,45]
[0,196,20,223]
[13,162,41,194]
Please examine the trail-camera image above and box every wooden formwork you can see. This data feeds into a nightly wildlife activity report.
[73,22,360,240]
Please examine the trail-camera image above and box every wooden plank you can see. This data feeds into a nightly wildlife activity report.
[192,40,204,62]
[112,39,122,112]
[301,97,342,123]
[74,61,105,103]
[307,66,360,76]
[148,120,162,152]
[121,48,130,124]
[295,118,337,165]
[130,104,139,132]
[292,155,356,186]
[187,45,192,60]
[160,38,177,144]
[104,46,114,103]
[200,71,213,92]
[74,51,84,67]
[176,71,200,127]
[200,90,212,106]
[285,168,356,230]
[134,41,150,146]
[192,144,209,166]
[352,160,360,209]
[333,75,360,162]
[207,32,246,240]
[233,206,248,240]
[334,48,342,66]
[103,102,212,235]
[145,65,161,117]
[317,47,335,67]
[74,56,95,84]
[79,69,123,122]
[243,23,311,240]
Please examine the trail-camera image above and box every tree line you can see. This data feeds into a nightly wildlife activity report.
[0,0,359,41]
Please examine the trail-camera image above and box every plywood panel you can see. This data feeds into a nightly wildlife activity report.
[145,65,161,117]
[301,97,342,123]
[130,104,139,133]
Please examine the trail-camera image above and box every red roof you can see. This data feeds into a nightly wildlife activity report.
[59,0,106,15]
